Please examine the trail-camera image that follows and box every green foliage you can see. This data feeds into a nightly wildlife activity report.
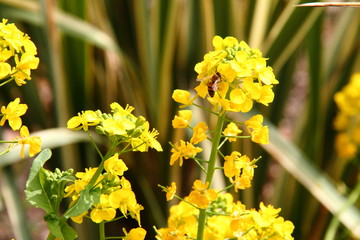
[25,148,77,240]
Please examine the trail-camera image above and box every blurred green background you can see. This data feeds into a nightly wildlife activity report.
[0,0,359,239]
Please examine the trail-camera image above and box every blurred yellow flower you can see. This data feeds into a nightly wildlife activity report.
[124,227,146,240]
[164,181,177,201]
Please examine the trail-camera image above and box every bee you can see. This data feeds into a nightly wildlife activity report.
[197,72,222,97]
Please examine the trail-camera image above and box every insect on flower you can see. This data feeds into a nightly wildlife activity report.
[197,72,222,98]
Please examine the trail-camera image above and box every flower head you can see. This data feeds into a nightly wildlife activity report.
[172,89,194,107]
[0,19,39,85]
[188,180,218,209]
[90,194,116,223]
[224,151,256,191]
[67,110,101,131]
[17,125,42,158]
[164,182,177,201]
[170,140,202,166]
[104,153,128,176]
[172,110,192,128]
[222,122,242,142]
[193,36,278,112]
[245,114,269,144]
[0,98,28,130]
[123,227,146,240]
[190,122,208,144]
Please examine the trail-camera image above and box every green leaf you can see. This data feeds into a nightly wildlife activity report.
[45,214,77,240]
[24,148,54,213]
[63,185,101,218]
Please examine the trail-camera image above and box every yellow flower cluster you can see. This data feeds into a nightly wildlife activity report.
[65,153,143,225]
[160,36,294,240]
[171,109,265,190]
[173,36,278,112]
[0,19,39,86]
[0,19,41,158]
[156,193,294,240]
[67,102,162,152]
[333,73,360,159]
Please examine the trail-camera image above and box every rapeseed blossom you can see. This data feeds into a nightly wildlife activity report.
[67,102,162,152]
[0,18,39,86]
[159,36,294,240]
[156,193,294,240]
[170,140,202,166]
[123,227,146,240]
[17,125,42,158]
[0,98,28,130]
[188,180,217,209]
[65,153,143,225]
[194,36,278,110]
[333,73,360,159]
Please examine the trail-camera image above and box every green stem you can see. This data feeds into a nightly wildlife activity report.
[0,76,14,87]
[99,221,105,240]
[196,112,225,240]
[88,144,117,188]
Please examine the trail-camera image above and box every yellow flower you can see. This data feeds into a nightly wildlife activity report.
[101,117,135,136]
[194,35,278,111]
[70,210,88,224]
[222,122,242,142]
[170,140,202,166]
[190,122,208,144]
[130,121,163,152]
[245,114,269,144]
[0,19,39,85]
[168,199,199,237]
[67,110,101,131]
[188,180,217,209]
[109,188,138,217]
[0,62,11,79]
[164,182,177,201]
[124,227,146,240]
[90,194,116,223]
[220,89,253,112]
[172,89,194,107]
[334,133,357,159]
[224,151,256,191]
[13,53,39,85]
[172,110,192,128]
[65,168,103,198]
[104,153,128,176]
[0,98,28,130]
[17,125,42,158]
